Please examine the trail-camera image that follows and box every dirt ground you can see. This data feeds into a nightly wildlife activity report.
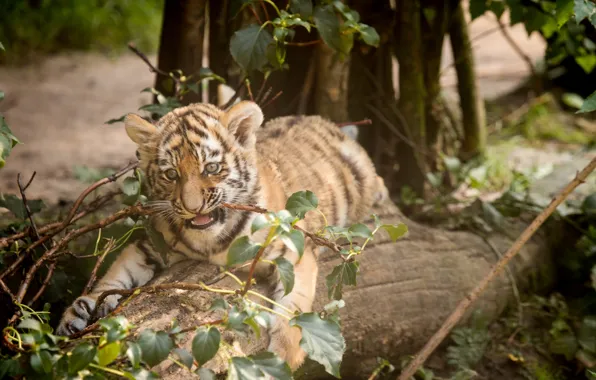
[0,10,547,204]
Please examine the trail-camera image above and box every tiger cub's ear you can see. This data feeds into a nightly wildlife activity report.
[124,114,158,145]
[220,101,263,148]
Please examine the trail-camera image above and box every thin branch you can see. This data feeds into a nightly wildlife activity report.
[128,43,170,78]
[14,204,151,303]
[397,157,596,380]
[222,77,248,109]
[245,78,255,102]
[83,239,116,296]
[496,18,536,79]
[336,119,372,128]
[0,279,15,302]
[286,40,322,47]
[298,54,316,114]
[262,91,283,109]
[27,261,56,306]
[17,172,43,243]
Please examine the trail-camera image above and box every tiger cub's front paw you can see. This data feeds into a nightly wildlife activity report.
[267,317,306,371]
[56,294,120,336]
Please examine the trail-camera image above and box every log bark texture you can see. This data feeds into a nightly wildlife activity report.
[118,200,556,379]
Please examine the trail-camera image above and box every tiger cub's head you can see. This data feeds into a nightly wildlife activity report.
[124,101,264,232]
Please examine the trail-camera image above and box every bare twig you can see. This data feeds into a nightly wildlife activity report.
[286,40,322,47]
[17,172,43,242]
[397,157,596,380]
[246,78,255,102]
[242,244,268,295]
[27,261,56,306]
[14,204,151,303]
[128,43,170,78]
[496,18,536,80]
[83,239,116,296]
[222,77,248,109]
[221,203,268,214]
[298,54,316,115]
[0,279,15,301]
[262,91,283,109]
[336,119,372,128]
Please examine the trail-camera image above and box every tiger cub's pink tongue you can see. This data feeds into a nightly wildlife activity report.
[192,214,213,226]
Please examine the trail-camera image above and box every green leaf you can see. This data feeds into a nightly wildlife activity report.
[577,54,596,73]
[69,343,97,374]
[0,91,4,101]
[575,0,596,22]
[290,313,345,377]
[577,89,596,113]
[30,350,53,373]
[127,342,142,369]
[0,115,21,168]
[274,257,295,296]
[285,190,319,218]
[489,0,505,18]
[469,0,488,20]
[17,318,42,331]
[326,261,360,300]
[314,4,353,55]
[286,18,312,32]
[548,333,578,360]
[105,115,126,125]
[381,223,408,242]
[197,367,217,379]
[250,352,292,380]
[251,214,270,234]
[562,92,585,109]
[227,236,262,266]
[230,24,274,72]
[192,326,221,366]
[578,316,596,352]
[0,41,4,51]
[128,368,160,379]
[348,223,372,239]
[210,298,230,312]
[280,229,305,256]
[173,348,194,369]
[442,155,462,172]
[290,0,313,18]
[0,359,21,379]
[98,341,121,366]
[556,0,574,27]
[138,329,174,367]
[228,357,264,379]
[359,25,380,47]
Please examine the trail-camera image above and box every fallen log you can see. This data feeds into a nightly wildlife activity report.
[118,200,557,379]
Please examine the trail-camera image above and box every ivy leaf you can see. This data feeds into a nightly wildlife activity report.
[348,223,372,239]
[251,214,270,234]
[0,359,21,379]
[280,229,305,257]
[194,367,215,379]
[577,89,596,113]
[575,0,596,23]
[250,352,292,380]
[381,223,408,241]
[0,41,4,51]
[577,54,596,73]
[0,91,4,101]
[98,342,121,366]
[227,236,262,266]
[290,0,313,18]
[286,18,312,32]
[359,25,380,47]
[0,115,20,167]
[578,316,596,352]
[290,313,345,377]
[228,357,264,379]
[556,0,574,27]
[105,115,126,125]
[209,298,230,312]
[69,343,97,374]
[469,0,488,20]
[286,190,319,218]
[274,257,295,296]
[138,329,174,367]
[121,176,140,197]
[192,326,221,366]
[127,342,142,369]
[173,348,194,369]
[17,318,42,331]
[314,4,353,55]
[30,351,53,374]
[326,261,360,300]
[230,24,274,73]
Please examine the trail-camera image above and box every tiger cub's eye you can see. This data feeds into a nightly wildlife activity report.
[204,163,221,174]
[164,169,178,181]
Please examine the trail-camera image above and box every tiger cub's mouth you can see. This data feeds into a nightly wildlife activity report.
[186,209,223,230]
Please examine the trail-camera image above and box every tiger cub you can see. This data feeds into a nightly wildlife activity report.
[57,100,387,369]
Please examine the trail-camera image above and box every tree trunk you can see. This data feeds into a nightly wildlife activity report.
[154,0,207,105]
[314,44,350,121]
[118,200,558,379]
[394,0,427,198]
[421,0,453,170]
[449,1,486,161]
